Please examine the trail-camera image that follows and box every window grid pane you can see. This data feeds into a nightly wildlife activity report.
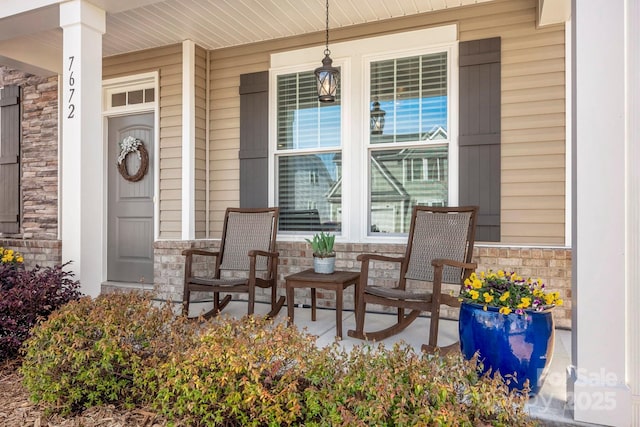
[369,146,448,234]
[277,70,341,151]
[370,52,448,144]
[276,69,342,233]
[277,153,342,232]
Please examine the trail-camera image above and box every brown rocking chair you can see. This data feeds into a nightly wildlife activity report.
[182,207,285,319]
[347,206,478,353]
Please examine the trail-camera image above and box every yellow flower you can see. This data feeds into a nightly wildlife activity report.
[461,269,562,315]
[0,248,22,264]
[517,297,531,309]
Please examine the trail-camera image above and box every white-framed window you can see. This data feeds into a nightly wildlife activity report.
[103,72,158,114]
[272,67,342,233]
[366,49,453,235]
[270,25,457,242]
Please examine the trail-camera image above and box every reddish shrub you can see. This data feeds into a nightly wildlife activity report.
[0,262,81,361]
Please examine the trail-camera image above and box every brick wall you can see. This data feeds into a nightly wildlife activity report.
[154,240,572,329]
[154,240,219,302]
[0,238,62,269]
[0,66,59,240]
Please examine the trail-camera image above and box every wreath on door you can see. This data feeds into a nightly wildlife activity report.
[117,136,149,182]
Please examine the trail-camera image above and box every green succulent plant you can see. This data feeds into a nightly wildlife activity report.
[305,232,336,258]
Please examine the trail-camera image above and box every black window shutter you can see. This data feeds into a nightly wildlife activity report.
[239,71,269,208]
[459,38,501,242]
[0,85,20,234]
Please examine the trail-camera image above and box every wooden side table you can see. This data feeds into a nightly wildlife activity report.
[285,269,360,339]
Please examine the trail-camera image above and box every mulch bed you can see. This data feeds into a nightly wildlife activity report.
[0,359,168,427]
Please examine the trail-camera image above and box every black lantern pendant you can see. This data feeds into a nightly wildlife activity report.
[370,99,386,135]
[315,0,339,103]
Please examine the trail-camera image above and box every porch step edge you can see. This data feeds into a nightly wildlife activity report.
[101,281,155,295]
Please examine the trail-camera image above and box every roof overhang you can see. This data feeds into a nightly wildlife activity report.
[0,0,571,78]
[538,0,571,27]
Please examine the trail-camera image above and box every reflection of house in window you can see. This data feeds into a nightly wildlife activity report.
[278,154,341,231]
[405,157,444,182]
[422,125,448,141]
[359,147,448,234]
[329,156,412,234]
[309,169,319,184]
[405,158,423,182]
[425,157,444,181]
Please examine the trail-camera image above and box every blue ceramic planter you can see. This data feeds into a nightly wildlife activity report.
[458,302,555,395]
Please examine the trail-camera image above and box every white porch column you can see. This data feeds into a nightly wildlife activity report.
[59,0,105,297]
[181,40,196,239]
[571,0,632,425]
[627,0,640,423]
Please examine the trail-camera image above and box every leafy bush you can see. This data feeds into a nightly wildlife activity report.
[149,320,534,426]
[302,344,534,427]
[22,293,536,425]
[148,316,320,426]
[0,262,81,361]
[20,292,199,415]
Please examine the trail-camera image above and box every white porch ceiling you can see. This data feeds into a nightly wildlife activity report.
[0,0,493,74]
[0,0,568,75]
[100,0,493,56]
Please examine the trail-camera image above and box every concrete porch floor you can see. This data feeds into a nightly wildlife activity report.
[183,299,597,427]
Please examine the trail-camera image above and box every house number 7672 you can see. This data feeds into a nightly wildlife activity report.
[67,55,76,119]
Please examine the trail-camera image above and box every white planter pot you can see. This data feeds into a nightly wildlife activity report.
[313,256,336,274]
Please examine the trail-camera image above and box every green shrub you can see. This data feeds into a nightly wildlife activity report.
[20,292,198,415]
[21,293,536,426]
[149,316,320,426]
[302,343,535,426]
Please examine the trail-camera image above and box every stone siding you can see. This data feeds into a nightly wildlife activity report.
[0,66,59,240]
[154,240,572,329]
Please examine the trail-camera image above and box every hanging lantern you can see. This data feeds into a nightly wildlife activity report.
[370,99,386,135]
[314,0,339,102]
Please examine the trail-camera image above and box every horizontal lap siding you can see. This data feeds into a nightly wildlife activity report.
[103,44,183,239]
[195,46,208,238]
[207,0,565,244]
[208,48,269,236]
[459,1,566,245]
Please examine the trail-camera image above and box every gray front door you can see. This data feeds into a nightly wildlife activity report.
[107,113,154,283]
